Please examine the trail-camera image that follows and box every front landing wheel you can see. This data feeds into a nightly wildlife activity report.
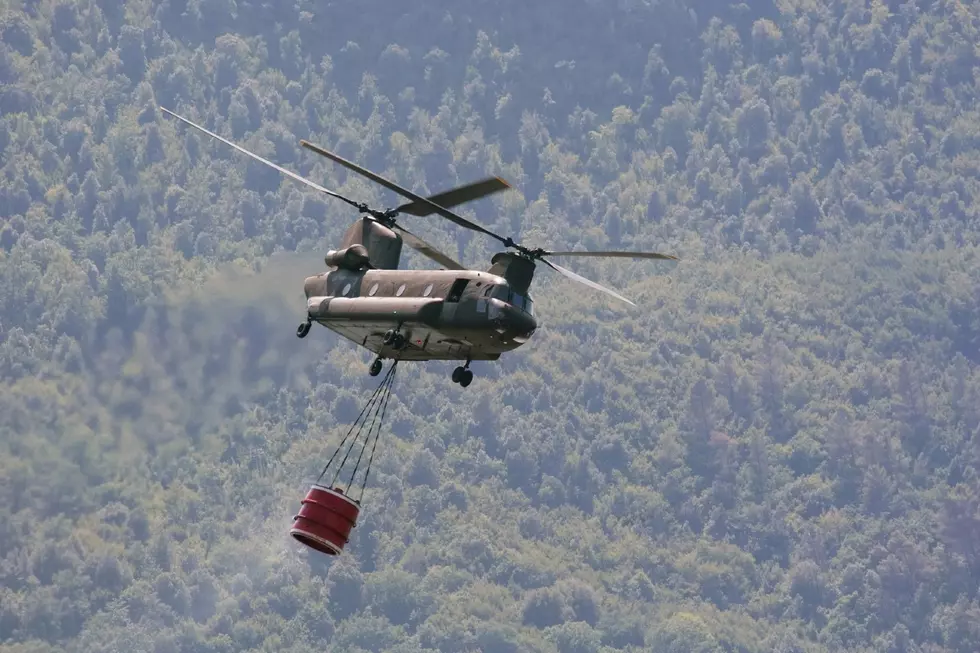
[297,321,311,338]
[369,358,383,376]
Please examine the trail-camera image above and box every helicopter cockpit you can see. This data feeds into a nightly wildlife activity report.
[485,283,535,316]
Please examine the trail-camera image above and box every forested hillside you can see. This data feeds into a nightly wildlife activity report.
[3,0,980,651]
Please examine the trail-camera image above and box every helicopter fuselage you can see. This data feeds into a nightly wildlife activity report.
[303,267,538,362]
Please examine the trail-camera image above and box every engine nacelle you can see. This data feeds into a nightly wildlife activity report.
[324,244,371,270]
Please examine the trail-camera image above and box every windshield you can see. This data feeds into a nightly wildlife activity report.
[489,284,533,315]
[490,284,509,301]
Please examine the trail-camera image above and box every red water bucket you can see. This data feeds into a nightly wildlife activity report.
[290,485,360,555]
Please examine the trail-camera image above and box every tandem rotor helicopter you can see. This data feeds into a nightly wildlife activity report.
[161,107,678,388]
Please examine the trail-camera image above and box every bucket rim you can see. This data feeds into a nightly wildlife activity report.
[308,484,362,509]
[290,526,343,555]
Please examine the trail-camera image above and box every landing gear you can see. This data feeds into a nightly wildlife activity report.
[296,320,311,339]
[370,327,406,378]
[383,328,407,350]
[452,360,473,388]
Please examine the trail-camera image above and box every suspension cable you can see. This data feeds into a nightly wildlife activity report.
[349,361,398,495]
[315,386,382,484]
[356,362,397,501]
[345,371,389,488]
[328,362,396,487]
[315,361,396,485]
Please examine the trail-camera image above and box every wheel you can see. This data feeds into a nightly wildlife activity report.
[459,370,473,388]
[383,330,395,345]
[296,321,311,338]
[369,359,383,376]
[452,366,463,383]
[392,334,406,350]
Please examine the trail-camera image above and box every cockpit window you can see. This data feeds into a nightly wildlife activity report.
[489,283,533,315]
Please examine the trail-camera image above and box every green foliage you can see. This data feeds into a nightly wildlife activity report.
[2,0,980,651]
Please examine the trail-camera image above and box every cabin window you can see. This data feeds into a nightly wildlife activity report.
[423,283,433,297]
[396,283,406,296]
[368,283,379,296]
[342,283,352,296]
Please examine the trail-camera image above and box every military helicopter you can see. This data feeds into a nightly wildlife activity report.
[161,107,677,388]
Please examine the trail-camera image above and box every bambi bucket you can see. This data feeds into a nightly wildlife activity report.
[290,484,360,555]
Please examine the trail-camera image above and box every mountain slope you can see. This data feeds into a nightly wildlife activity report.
[2,0,980,652]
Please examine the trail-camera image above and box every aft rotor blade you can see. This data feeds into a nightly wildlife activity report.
[160,107,363,212]
[395,177,511,216]
[543,250,679,261]
[299,139,510,246]
[391,224,465,270]
[541,257,636,307]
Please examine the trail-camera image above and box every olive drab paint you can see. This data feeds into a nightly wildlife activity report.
[339,217,403,269]
[303,234,539,364]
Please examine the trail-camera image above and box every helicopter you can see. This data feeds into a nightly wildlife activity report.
[160,107,678,388]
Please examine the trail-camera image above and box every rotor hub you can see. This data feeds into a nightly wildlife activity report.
[357,204,399,228]
[509,243,547,260]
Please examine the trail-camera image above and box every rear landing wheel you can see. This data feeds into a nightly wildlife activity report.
[297,321,311,338]
[369,358,383,376]
[452,366,473,388]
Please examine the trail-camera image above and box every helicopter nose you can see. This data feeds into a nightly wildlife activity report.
[496,304,537,341]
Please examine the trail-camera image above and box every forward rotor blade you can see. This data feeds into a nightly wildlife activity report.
[391,224,465,270]
[541,257,636,307]
[395,177,511,216]
[160,107,363,212]
[299,139,510,245]
[543,250,679,261]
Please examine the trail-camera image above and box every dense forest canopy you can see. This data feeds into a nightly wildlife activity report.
[2,0,980,651]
